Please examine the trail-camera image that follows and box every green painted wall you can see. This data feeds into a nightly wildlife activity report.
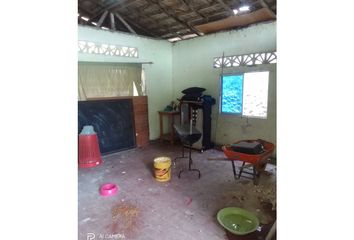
[172,22,276,147]
[78,26,172,140]
[78,22,276,146]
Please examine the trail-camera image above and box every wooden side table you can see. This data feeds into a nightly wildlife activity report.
[158,111,180,144]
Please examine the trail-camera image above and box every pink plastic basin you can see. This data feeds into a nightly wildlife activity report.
[99,183,118,196]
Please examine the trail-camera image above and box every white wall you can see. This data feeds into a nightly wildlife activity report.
[78,26,173,140]
[172,22,276,147]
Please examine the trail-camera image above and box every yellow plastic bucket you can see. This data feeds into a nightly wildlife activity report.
[154,156,171,182]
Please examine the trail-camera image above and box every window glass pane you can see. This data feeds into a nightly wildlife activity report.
[242,71,269,118]
[221,75,243,114]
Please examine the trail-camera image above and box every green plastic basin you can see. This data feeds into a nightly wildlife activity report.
[217,207,259,235]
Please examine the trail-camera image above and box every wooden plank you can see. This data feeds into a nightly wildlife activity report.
[258,0,276,18]
[195,8,275,34]
[114,12,137,34]
[132,96,149,147]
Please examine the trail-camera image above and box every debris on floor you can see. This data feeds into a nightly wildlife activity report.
[79,143,276,240]
[184,210,194,217]
[109,202,140,237]
[112,203,139,220]
[217,166,276,225]
[81,217,93,224]
[184,196,193,206]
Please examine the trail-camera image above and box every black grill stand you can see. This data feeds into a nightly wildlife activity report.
[173,124,202,179]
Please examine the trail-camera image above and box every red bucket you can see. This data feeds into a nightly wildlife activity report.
[78,134,102,168]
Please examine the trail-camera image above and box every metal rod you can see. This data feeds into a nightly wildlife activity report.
[232,161,237,179]
[114,12,137,34]
[96,10,109,28]
[238,161,246,179]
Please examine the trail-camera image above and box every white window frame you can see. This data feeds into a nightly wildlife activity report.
[219,70,270,119]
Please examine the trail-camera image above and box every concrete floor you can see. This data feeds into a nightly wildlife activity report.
[78,142,276,240]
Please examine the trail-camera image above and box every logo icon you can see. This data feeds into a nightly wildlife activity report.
[87,233,95,240]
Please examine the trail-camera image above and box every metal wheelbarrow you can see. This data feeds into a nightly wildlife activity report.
[222,139,275,185]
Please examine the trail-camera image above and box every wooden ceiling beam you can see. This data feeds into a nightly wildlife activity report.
[79,0,276,38]
[258,0,276,18]
[195,8,275,34]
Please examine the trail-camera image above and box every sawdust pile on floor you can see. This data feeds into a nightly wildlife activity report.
[112,203,139,219]
[110,203,140,236]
